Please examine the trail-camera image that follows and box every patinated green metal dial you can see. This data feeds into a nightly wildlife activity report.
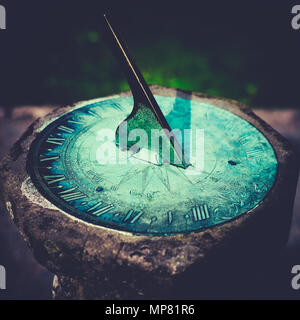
[27,95,278,236]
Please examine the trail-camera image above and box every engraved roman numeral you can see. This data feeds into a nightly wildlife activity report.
[112,102,122,110]
[58,125,74,134]
[239,134,250,145]
[192,205,210,221]
[246,147,262,159]
[68,119,84,125]
[40,155,60,162]
[87,202,114,216]
[59,188,86,202]
[44,174,66,185]
[123,210,143,224]
[110,185,119,191]
[46,137,65,145]
[224,121,236,132]
[87,109,101,117]
[167,211,173,225]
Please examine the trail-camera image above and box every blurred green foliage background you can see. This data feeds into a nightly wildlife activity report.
[1,0,299,109]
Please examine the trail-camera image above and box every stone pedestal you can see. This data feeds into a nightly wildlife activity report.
[0,87,299,299]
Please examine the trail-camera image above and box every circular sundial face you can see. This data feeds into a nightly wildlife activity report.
[27,95,278,236]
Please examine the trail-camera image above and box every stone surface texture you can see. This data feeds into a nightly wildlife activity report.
[0,86,299,299]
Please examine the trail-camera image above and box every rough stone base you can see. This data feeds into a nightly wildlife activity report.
[0,87,299,300]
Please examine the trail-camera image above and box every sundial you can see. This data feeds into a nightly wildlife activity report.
[0,15,299,299]
[27,90,278,236]
[26,15,277,235]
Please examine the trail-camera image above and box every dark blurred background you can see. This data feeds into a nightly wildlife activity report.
[0,0,300,300]
[0,0,300,110]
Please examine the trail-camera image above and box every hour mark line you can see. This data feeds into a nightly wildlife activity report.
[246,148,262,159]
[239,134,250,145]
[40,155,60,162]
[192,205,210,221]
[46,137,65,146]
[168,211,173,225]
[44,175,66,185]
[59,188,86,202]
[87,110,101,118]
[87,202,114,216]
[87,202,104,212]
[123,210,143,224]
[58,125,74,134]
[93,204,114,216]
[68,119,84,125]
